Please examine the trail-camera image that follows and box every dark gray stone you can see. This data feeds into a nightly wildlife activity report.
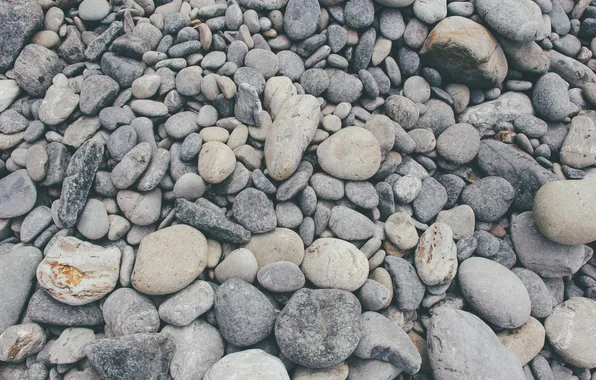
[413,177,447,223]
[384,256,425,311]
[101,52,145,88]
[461,176,514,222]
[12,44,65,96]
[232,188,277,234]
[0,0,43,73]
[511,267,554,319]
[352,28,376,72]
[0,110,28,134]
[326,69,363,104]
[283,0,321,40]
[26,289,104,327]
[79,75,120,116]
[42,143,70,186]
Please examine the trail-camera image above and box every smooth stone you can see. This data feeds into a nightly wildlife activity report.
[532,73,570,121]
[85,333,175,380]
[75,198,109,240]
[25,289,104,327]
[0,169,37,218]
[459,257,532,328]
[38,85,79,126]
[475,0,543,42]
[328,206,376,241]
[346,358,402,380]
[214,248,258,284]
[384,212,419,250]
[317,127,381,181]
[421,16,507,88]
[198,141,236,184]
[26,145,49,182]
[511,268,553,319]
[427,308,525,380]
[435,205,475,240]
[0,247,42,334]
[275,288,362,368]
[205,349,289,380]
[162,320,225,380]
[20,206,52,243]
[117,188,162,226]
[232,188,277,234]
[533,180,596,245]
[511,211,587,278]
[79,75,120,116]
[242,227,304,268]
[103,288,159,336]
[214,278,276,346]
[545,297,596,368]
[0,80,21,113]
[384,256,425,311]
[13,44,64,97]
[436,123,480,164]
[78,0,110,21]
[48,327,95,364]
[111,142,152,189]
[497,317,545,366]
[283,0,320,40]
[326,69,363,103]
[560,115,596,168]
[36,236,121,306]
[413,0,447,24]
[461,176,515,222]
[265,95,321,181]
[415,223,458,286]
[0,323,46,362]
[257,261,305,292]
[132,225,208,295]
[413,177,448,223]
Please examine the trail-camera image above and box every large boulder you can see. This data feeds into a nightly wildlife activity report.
[420,16,507,88]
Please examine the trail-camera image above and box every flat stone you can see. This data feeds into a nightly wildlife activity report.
[111,142,152,189]
[328,206,376,241]
[257,261,305,292]
[102,288,160,336]
[326,69,363,103]
[117,188,162,226]
[415,223,458,286]
[317,127,382,181]
[198,141,236,184]
[37,236,121,306]
[545,297,596,368]
[78,0,110,21]
[560,115,596,169]
[205,349,289,380]
[158,280,214,326]
[275,288,362,368]
[131,225,208,295]
[0,169,37,218]
[26,289,104,327]
[435,205,475,240]
[421,17,507,88]
[532,73,570,121]
[214,278,276,346]
[427,308,525,380]
[459,257,531,328]
[265,95,321,181]
[85,333,175,380]
[384,256,425,311]
[533,180,596,245]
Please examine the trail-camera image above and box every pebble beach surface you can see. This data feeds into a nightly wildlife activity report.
[1,0,596,379]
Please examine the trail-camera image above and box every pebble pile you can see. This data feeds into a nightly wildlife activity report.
[1,0,596,379]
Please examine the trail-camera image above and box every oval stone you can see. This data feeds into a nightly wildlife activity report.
[205,349,290,380]
[317,127,382,181]
[0,169,37,218]
[415,223,458,286]
[242,227,305,268]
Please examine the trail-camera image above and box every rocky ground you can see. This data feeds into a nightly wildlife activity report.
[1,0,596,379]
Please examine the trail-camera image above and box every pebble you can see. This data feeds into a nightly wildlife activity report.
[459,257,532,328]
[243,227,304,267]
[103,288,159,336]
[78,0,110,21]
[283,0,320,40]
[385,256,425,311]
[198,141,236,184]
[497,317,545,366]
[232,188,277,233]
[48,327,95,364]
[75,198,109,240]
[436,123,480,164]
[214,248,259,283]
[36,236,121,306]
[0,170,37,218]
[205,349,289,380]
[301,238,368,291]
[275,288,362,368]
[532,73,570,121]
[132,225,208,295]
[511,267,553,319]
[385,212,419,250]
[158,280,214,326]
[415,223,458,286]
[117,188,162,226]
[257,261,305,292]
[560,115,596,168]
[0,323,46,362]
[475,0,543,42]
[461,176,515,222]
[413,177,447,223]
[328,206,376,240]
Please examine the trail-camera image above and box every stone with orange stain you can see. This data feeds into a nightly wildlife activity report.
[414,222,458,287]
[420,16,507,88]
[0,323,46,363]
[36,236,121,306]
[408,331,431,371]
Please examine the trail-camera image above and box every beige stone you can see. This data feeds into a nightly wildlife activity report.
[243,228,304,268]
[498,317,545,366]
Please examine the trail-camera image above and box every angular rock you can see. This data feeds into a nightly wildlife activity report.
[12,44,64,97]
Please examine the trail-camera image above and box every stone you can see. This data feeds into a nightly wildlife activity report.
[13,44,64,97]
[79,75,120,116]
[175,198,251,245]
[545,50,596,89]
[533,180,596,245]
[214,278,276,346]
[0,247,42,333]
[76,198,109,240]
[385,256,425,311]
[78,0,110,21]
[131,225,208,295]
[511,268,553,319]
[317,127,382,181]
[36,236,120,306]
[461,176,515,222]
[214,248,258,284]
[0,0,43,73]
[111,142,152,189]
[326,69,364,103]
[385,212,418,250]
[162,320,225,380]
[265,95,321,181]
[435,205,475,240]
[459,257,531,329]
[0,110,27,134]
[101,52,145,88]
[413,177,448,223]
[275,288,362,368]
[26,145,49,182]
[20,206,52,243]
[427,308,525,380]
[0,169,37,218]
[545,297,596,368]
[436,123,480,164]
[328,206,376,240]
[117,188,162,226]
[232,188,277,234]
[48,327,95,364]
[294,363,348,380]
[0,80,21,113]
[511,211,587,278]
[245,49,279,79]
[415,223,458,286]
[283,0,320,40]
[242,227,304,267]
[301,238,369,291]
[499,39,549,75]
[560,116,596,168]
[26,289,104,327]
[346,358,402,380]
[198,141,236,184]
[497,317,545,366]
[413,0,447,24]
[475,139,557,211]
[0,323,46,362]
[475,0,543,42]
[85,333,175,380]
[103,288,160,336]
[532,73,570,121]
[354,312,421,374]
[205,349,289,380]
[420,17,507,88]
[257,261,305,292]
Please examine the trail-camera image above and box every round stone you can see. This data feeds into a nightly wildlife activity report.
[242,228,305,268]
[436,123,481,164]
[533,180,596,245]
[37,236,121,306]
[317,127,382,181]
[75,198,109,240]
[385,212,419,250]
[461,176,515,222]
[275,288,362,368]
[198,141,236,184]
[78,0,110,21]
[205,349,290,380]
[459,257,532,329]
[545,297,596,369]
[0,323,46,362]
[300,238,368,292]
[0,169,37,218]
[257,261,305,293]
[131,225,208,295]
[403,76,431,103]
[497,317,545,366]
